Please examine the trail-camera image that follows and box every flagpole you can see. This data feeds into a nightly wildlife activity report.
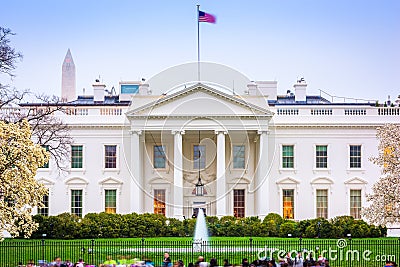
[197,4,200,82]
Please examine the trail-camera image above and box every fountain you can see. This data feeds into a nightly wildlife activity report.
[193,208,209,251]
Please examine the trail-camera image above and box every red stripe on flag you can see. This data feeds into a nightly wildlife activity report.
[199,11,216,23]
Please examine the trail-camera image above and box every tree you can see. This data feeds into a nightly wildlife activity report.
[0,119,49,239]
[363,124,400,226]
[1,26,72,171]
[0,27,22,77]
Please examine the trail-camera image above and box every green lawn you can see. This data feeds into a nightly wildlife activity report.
[1,237,399,267]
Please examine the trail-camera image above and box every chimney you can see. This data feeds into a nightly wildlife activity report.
[256,81,277,100]
[139,83,150,95]
[294,77,307,102]
[246,81,258,95]
[93,79,106,102]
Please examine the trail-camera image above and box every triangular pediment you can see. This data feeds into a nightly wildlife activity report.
[228,177,251,184]
[276,177,300,184]
[344,177,368,185]
[126,83,273,118]
[99,177,123,185]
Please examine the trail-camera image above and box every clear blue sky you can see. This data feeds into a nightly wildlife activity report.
[2,0,399,102]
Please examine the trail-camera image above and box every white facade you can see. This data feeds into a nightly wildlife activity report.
[32,76,400,222]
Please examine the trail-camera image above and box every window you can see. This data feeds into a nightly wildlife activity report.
[38,193,49,216]
[282,189,294,219]
[71,189,83,217]
[282,145,294,168]
[316,189,328,219]
[194,145,206,169]
[316,145,328,168]
[350,189,362,219]
[154,189,166,215]
[233,189,245,218]
[153,145,166,169]
[104,145,117,168]
[71,145,83,168]
[233,145,245,169]
[104,189,117,214]
[40,145,49,168]
[350,145,362,168]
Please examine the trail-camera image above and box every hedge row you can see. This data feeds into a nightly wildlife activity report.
[30,213,386,239]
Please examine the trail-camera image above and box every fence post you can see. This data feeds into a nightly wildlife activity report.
[141,237,145,260]
[41,238,45,262]
[348,235,352,267]
[299,237,302,256]
[91,239,95,265]
[249,237,253,259]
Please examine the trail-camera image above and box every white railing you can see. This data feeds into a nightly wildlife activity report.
[100,108,123,115]
[378,108,400,116]
[345,109,367,115]
[64,108,89,116]
[277,109,299,115]
[310,109,332,115]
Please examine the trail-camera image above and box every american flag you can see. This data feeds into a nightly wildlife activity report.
[198,10,216,23]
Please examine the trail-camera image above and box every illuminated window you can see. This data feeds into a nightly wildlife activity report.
[282,189,294,219]
[194,145,206,169]
[153,145,166,169]
[316,145,328,168]
[350,145,362,168]
[350,189,361,219]
[282,145,294,168]
[71,190,83,217]
[104,145,117,168]
[233,189,245,218]
[105,189,117,214]
[233,145,245,169]
[71,145,83,168]
[316,189,328,219]
[154,189,166,216]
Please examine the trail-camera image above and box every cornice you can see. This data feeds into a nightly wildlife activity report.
[129,114,272,119]
[68,125,130,130]
[273,124,381,129]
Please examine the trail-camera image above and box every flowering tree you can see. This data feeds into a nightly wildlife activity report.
[363,124,400,226]
[0,120,49,239]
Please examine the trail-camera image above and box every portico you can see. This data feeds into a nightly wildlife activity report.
[126,83,273,218]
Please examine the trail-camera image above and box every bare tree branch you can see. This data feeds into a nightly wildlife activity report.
[1,87,73,172]
[0,27,23,78]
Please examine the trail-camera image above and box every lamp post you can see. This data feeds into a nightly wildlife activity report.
[317,222,321,238]
[41,234,46,264]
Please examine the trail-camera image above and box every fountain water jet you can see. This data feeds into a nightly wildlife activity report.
[193,208,209,251]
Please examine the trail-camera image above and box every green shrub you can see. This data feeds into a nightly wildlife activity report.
[31,212,385,239]
[279,220,298,237]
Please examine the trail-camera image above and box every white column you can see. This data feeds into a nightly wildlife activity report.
[216,130,227,217]
[257,130,269,216]
[172,130,185,219]
[130,130,142,213]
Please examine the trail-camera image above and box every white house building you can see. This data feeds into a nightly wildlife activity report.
[24,60,400,225]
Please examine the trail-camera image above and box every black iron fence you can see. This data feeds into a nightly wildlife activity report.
[1,238,399,267]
